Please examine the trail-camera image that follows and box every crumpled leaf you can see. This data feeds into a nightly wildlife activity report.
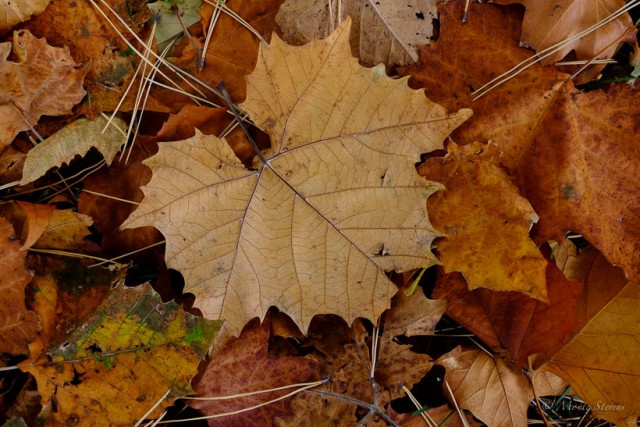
[275,320,387,426]
[123,19,471,336]
[276,0,437,68]
[0,0,51,33]
[191,315,321,426]
[20,116,126,185]
[275,328,366,426]
[21,281,220,426]
[0,29,87,151]
[0,215,39,354]
[437,346,566,427]
[536,241,640,425]
[419,141,548,301]
[375,290,446,399]
[492,0,635,82]
[277,292,445,425]
[22,0,153,118]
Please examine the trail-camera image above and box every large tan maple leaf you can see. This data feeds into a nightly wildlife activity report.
[122,19,471,336]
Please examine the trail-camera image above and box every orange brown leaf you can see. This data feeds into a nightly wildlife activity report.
[0,216,39,354]
[536,241,640,425]
[420,141,548,300]
[433,255,583,366]
[401,0,640,283]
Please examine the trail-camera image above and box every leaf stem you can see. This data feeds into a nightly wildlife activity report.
[215,81,266,164]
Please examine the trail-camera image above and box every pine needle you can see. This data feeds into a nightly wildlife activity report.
[472,0,640,100]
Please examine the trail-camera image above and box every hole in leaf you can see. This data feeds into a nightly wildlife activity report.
[87,343,103,354]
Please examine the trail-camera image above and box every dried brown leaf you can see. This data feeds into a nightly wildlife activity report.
[536,241,640,425]
[276,0,437,68]
[0,215,39,354]
[123,19,470,336]
[493,0,636,82]
[0,30,87,151]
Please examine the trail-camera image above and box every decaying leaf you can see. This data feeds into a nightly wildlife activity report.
[22,281,220,426]
[420,141,548,301]
[536,241,640,425]
[276,291,445,425]
[375,290,445,399]
[191,316,321,426]
[22,0,150,97]
[123,19,471,336]
[276,320,387,426]
[276,0,437,68]
[0,215,39,354]
[20,116,125,185]
[493,0,635,81]
[0,0,51,33]
[0,29,87,151]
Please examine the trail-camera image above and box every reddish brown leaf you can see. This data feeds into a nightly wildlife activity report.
[192,316,321,426]
[399,0,562,113]
[0,29,87,150]
[433,249,583,366]
[0,216,39,354]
